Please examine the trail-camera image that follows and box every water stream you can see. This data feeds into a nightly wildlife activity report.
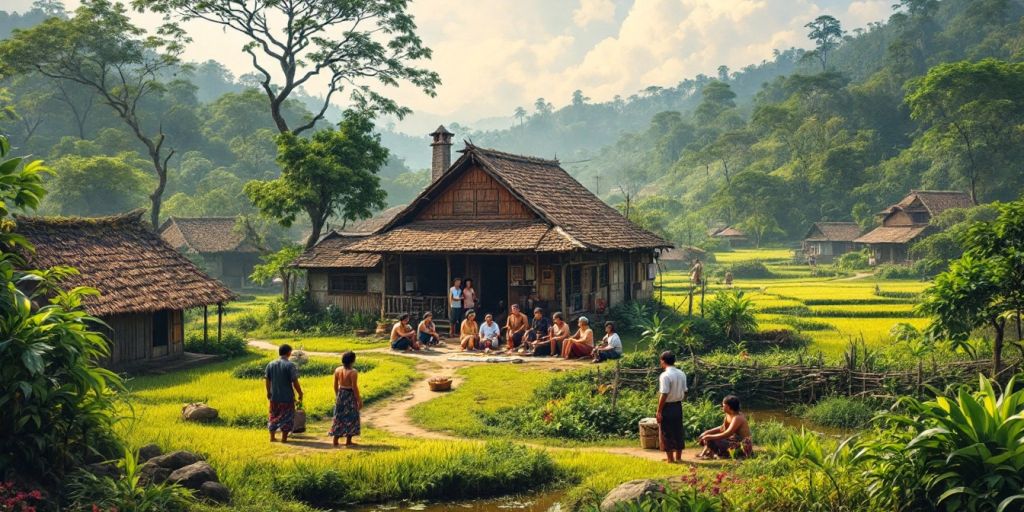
[349,491,566,512]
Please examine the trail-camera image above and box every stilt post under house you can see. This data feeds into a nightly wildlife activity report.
[217,303,223,343]
[203,305,209,343]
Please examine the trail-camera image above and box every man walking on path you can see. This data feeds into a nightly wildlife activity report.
[656,351,687,463]
[266,344,303,443]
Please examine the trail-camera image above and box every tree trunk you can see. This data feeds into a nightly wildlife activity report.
[993,317,1005,378]
[305,216,325,250]
[148,160,167,228]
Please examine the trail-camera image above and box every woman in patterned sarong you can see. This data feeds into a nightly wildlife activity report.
[329,351,362,447]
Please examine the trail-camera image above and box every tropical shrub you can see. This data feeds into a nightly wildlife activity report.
[705,290,757,342]
[66,450,193,512]
[184,329,247,357]
[725,260,773,279]
[585,481,727,512]
[0,481,45,511]
[834,249,870,271]
[0,135,124,484]
[799,396,876,429]
[266,292,375,334]
[876,262,927,279]
[854,375,1024,512]
[234,312,262,333]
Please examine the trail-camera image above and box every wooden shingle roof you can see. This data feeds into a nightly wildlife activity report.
[159,217,258,254]
[853,225,930,244]
[900,190,973,216]
[363,144,671,252]
[291,232,382,268]
[17,210,235,316]
[341,220,583,254]
[804,222,862,242]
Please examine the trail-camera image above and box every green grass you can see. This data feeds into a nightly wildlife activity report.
[409,364,560,437]
[259,334,389,353]
[712,248,793,263]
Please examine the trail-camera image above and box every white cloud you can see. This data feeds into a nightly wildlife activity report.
[573,0,617,27]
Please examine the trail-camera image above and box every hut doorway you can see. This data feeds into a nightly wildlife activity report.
[152,310,170,357]
[478,255,507,317]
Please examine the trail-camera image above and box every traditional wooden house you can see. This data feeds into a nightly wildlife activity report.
[17,211,235,367]
[801,222,863,262]
[294,128,672,323]
[160,216,261,289]
[854,190,973,264]
[709,226,748,248]
[658,246,710,271]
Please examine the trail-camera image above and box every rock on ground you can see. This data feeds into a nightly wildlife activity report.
[146,450,202,470]
[138,443,162,462]
[600,479,666,512]
[181,403,219,422]
[198,481,231,503]
[139,463,172,485]
[167,461,219,490]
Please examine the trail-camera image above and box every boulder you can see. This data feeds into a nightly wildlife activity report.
[147,450,202,470]
[138,443,162,462]
[182,403,219,422]
[139,463,171,485]
[167,461,219,490]
[198,481,231,503]
[85,461,121,479]
[600,479,666,512]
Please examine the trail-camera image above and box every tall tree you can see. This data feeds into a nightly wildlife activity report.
[919,199,1024,375]
[804,15,844,71]
[905,59,1024,204]
[135,0,441,135]
[245,110,388,249]
[513,106,527,127]
[0,0,185,228]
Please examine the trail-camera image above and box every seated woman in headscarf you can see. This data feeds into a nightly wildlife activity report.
[561,316,594,359]
[698,394,753,459]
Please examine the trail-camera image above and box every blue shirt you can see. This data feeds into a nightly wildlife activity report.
[265,358,299,403]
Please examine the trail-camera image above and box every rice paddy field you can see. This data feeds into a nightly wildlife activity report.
[661,248,932,357]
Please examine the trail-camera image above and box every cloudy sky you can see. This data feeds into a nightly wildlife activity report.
[8,0,893,133]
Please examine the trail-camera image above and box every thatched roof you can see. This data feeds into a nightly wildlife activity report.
[711,226,746,239]
[159,216,257,254]
[291,232,382,269]
[17,210,235,316]
[879,190,974,219]
[659,246,707,262]
[854,225,930,245]
[339,144,670,254]
[803,222,862,242]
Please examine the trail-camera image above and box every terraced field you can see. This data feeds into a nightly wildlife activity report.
[659,249,931,357]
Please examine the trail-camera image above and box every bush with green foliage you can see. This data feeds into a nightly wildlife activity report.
[854,375,1024,512]
[231,358,376,379]
[798,396,876,429]
[875,262,930,279]
[66,450,193,512]
[265,292,375,335]
[609,300,655,333]
[184,330,247,357]
[705,290,758,342]
[725,260,774,279]
[834,249,870,271]
[0,135,123,485]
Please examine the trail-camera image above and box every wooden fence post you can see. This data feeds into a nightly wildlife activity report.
[611,361,620,410]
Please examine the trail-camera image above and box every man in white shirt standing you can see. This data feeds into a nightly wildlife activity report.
[656,351,688,463]
[479,313,501,351]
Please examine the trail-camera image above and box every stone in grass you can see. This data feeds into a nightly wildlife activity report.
[182,403,219,422]
[167,461,219,490]
[139,463,172,485]
[138,443,162,462]
[198,481,231,503]
[147,450,203,470]
[600,479,666,512]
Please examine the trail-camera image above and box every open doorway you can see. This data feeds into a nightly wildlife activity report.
[477,255,508,318]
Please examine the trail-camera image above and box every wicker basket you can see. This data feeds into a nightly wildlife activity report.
[428,377,452,392]
[639,418,660,450]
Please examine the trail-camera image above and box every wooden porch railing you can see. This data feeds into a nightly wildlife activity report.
[384,295,447,320]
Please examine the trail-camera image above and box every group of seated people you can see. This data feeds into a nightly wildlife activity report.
[389,304,623,362]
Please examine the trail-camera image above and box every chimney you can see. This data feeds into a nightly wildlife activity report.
[429,125,453,182]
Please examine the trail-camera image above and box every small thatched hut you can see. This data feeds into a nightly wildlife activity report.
[159,216,261,289]
[17,210,235,367]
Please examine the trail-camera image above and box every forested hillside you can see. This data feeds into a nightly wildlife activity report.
[2,0,1023,249]
[571,0,1024,248]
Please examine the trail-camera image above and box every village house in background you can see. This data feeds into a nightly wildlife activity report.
[801,222,863,263]
[160,216,261,289]
[854,190,974,264]
[293,126,672,325]
[17,211,235,368]
[658,246,710,271]
[708,225,748,249]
